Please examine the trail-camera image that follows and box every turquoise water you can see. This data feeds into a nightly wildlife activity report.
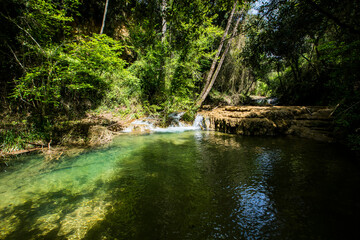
[0,131,359,239]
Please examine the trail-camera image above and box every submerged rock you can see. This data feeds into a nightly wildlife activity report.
[199,106,335,142]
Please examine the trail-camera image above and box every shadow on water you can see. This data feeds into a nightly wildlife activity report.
[84,133,359,240]
[1,132,359,240]
[261,139,360,240]
[1,189,100,240]
[84,136,216,240]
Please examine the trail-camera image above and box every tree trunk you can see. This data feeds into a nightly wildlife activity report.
[196,1,238,105]
[161,0,167,42]
[244,76,256,96]
[100,0,109,34]
[290,64,299,83]
[196,7,243,107]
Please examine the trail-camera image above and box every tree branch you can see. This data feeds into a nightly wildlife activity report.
[12,21,45,54]
[7,43,26,72]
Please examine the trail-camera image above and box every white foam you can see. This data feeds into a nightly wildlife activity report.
[123,114,205,133]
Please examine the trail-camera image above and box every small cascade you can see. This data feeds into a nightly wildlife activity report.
[266,97,278,105]
[122,118,155,133]
[168,112,185,127]
[123,113,207,133]
[193,115,205,129]
[251,96,278,105]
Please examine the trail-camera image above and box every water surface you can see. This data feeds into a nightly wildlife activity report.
[0,131,359,239]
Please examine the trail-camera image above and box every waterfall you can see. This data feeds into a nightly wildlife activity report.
[168,112,185,127]
[123,114,206,133]
[122,118,155,133]
[192,115,204,129]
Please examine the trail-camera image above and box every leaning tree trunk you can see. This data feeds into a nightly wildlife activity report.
[196,7,243,107]
[100,0,109,34]
[196,0,238,106]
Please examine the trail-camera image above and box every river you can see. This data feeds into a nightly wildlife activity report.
[0,131,359,239]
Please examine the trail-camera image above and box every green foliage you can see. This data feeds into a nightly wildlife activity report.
[214,32,258,101]
[4,0,80,47]
[0,128,45,153]
[0,130,26,152]
[241,0,360,150]
[181,110,197,122]
[122,0,237,115]
[1,0,81,109]
[243,0,360,104]
[171,24,224,90]
[333,98,360,149]
[11,34,130,117]
[24,0,80,40]
[1,0,265,152]
[6,0,358,153]
[129,23,224,115]
[129,43,166,105]
[253,81,271,96]
[317,40,360,102]
[101,69,141,110]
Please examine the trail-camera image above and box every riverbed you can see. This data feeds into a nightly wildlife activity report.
[0,131,359,239]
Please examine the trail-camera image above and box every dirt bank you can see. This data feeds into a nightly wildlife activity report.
[0,112,135,162]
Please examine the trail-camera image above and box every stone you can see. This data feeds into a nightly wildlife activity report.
[199,106,334,142]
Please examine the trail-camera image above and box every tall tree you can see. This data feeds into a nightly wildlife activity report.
[196,0,238,107]
[100,0,110,34]
[161,0,167,42]
[197,9,244,107]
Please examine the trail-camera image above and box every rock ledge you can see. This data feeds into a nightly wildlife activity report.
[199,106,334,142]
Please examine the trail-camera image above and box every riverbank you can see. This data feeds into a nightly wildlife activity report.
[0,111,136,162]
[0,105,339,163]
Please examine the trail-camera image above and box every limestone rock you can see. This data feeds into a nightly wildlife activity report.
[200,106,334,142]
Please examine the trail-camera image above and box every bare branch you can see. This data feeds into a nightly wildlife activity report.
[11,20,46,54]
[7,43,26,72]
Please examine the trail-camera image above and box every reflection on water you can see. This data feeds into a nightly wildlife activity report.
[0,132,359,239]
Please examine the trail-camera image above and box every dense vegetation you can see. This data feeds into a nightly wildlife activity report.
[0,0,359,152]
[241,0,360,150]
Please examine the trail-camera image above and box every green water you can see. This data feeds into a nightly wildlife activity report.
[0,131,359,240]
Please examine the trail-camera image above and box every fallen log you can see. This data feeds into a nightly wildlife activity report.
[25,142,46,147]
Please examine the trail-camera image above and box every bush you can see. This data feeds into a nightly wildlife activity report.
[11,34,130,117]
